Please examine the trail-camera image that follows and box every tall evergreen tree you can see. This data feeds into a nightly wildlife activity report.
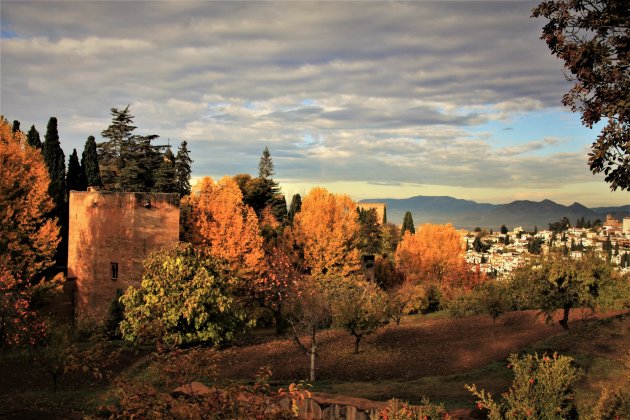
[270,194,288,224]
[81,135,101,187]
[175,140,192,196]
[500,224,508,234]
[357,208,382,255]
[287,193,302,225]
[66,148,87,193]
[27,125,42,149]
[400,211,415,236]
[42,117,66,212]
[42,116,67,266]
[11,120,20,133]
[258,146,274,179]
[153,147,178,193]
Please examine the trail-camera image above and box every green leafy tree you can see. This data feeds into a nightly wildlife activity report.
[549,216,571,233]
[153,147,178,193]
[287,193,302,225]
[27,125,42,149]
[66,148,87,194]
[532,0,630,191]
[357,207,383,256]
[400,211,415,236]
[175,140,192,196]
[521,251,621,330]
[120,243,251,347]
[81,135,101,187]
[468,352,582,419]
[331,278,390,354]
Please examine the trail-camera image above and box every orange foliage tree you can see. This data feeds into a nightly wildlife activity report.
[182,176,264,276]
[292,187,361,277]
[395,223,469,292]
[0,117,60,283]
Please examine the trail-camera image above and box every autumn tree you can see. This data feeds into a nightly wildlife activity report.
[0,117,60,284]
[285,276,333,382]
[0,270,47,347]
[292,187,361,277]
[387,281,427,325]
[175,140,192,196]
[120,243,251,347]
[330,278,390,354]
[400,211,415,236]
[183,176,264,276]
[395,224,466,291]
[532,0,630,190]
[81,135,101,187]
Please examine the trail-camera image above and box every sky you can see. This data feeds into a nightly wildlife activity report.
[1,1,628,208]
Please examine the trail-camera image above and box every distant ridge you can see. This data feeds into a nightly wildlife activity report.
[359,195,629,230]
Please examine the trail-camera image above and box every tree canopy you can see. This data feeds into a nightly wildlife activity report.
[532,0,630,190]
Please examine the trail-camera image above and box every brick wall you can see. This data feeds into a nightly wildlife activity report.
[67,189,180,319]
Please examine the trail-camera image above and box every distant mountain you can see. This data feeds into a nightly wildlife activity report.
[359,196,629,230]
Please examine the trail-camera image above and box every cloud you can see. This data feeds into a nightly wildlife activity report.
[0,0,615,199]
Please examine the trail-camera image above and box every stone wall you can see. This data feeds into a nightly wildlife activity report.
[67,189,179,319]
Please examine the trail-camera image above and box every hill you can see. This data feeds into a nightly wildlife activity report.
[360,196,629,230]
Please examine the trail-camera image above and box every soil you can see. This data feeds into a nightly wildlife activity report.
[216,309,626,382]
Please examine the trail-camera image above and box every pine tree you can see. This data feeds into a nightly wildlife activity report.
[401,211,415,236]
[27,125,42,149]
[66,149,87,193]
[270,194,288,224]
[175,140,192,196]
[287,193,302,225]
[258,146,274,179]
[153,147,178,193]
[99,106,136,190]
[81,136,101,187]
[42,117,66,212]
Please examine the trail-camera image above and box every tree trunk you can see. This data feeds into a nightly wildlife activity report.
[274,309,288,335]
[559,304,571,330]
[354,335,362,354]
[309,337,316,382]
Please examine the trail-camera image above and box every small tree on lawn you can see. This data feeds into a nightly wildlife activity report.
[519,250,620,330]
[120,243,251,347]
[477,281,508,331]
[331,278,390,354]
[285,276,332,382]
[387,281,426,325]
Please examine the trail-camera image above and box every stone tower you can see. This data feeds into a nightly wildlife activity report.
[67,188,180,319]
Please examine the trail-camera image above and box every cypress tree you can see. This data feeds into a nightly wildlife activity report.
[401,211,415,236]
[66,148,87,193]
[27,125,42,149]
[175,140,193,196]
[287,193,302,225]
[42,116,67,267]
[153,147,178,193]
[270,194,288,224]
[11,120,20,133]
[42,117,66,212]
[82,136,102,187]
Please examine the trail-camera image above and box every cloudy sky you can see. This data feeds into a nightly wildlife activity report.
[1,1,628,207]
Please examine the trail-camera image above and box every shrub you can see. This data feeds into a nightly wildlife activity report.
[467,352,582,419]
[378,396,449,419]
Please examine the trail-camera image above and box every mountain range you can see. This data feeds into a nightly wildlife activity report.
[359,196,629,231]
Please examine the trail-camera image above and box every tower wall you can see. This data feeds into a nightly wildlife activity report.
[67,189,180,319]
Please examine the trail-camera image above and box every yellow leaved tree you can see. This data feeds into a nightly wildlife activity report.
[292,187,361,277]
[183,176,264,276]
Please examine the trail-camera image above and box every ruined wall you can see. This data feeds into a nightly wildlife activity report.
[67,189,180,319]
